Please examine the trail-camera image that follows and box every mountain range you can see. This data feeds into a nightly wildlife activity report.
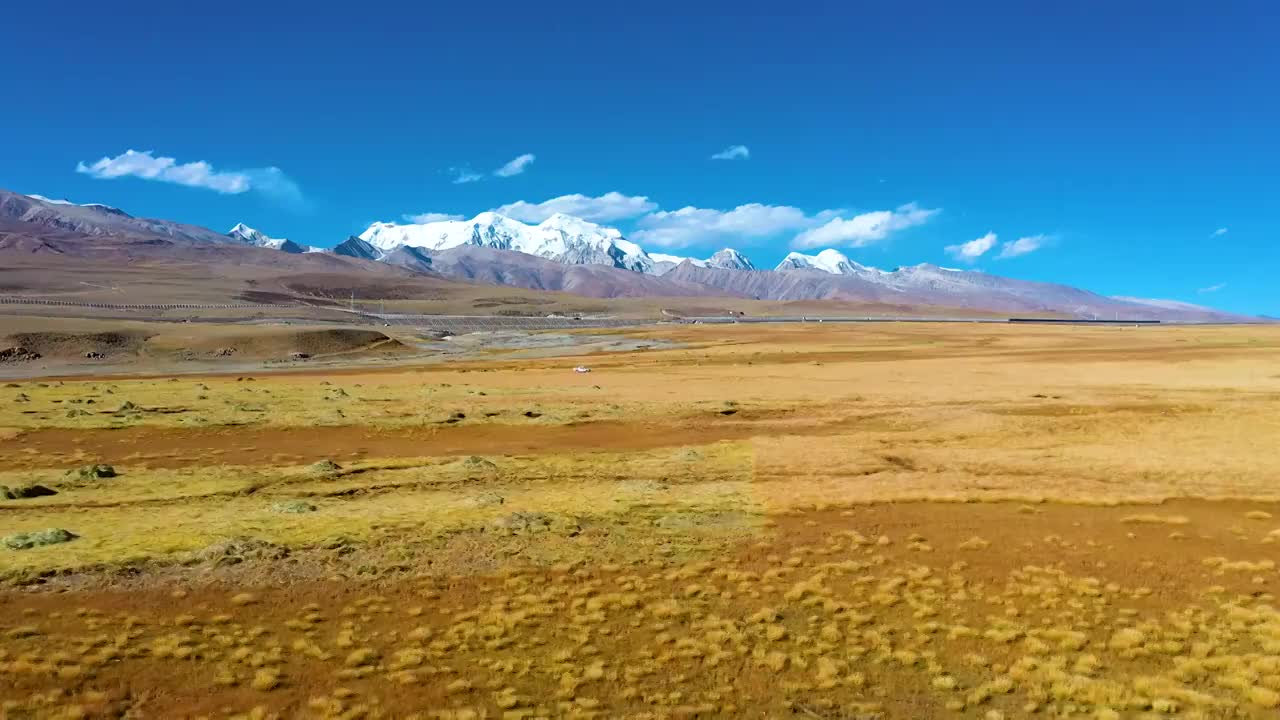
[226,223,321,254]
[0,189,1261,322]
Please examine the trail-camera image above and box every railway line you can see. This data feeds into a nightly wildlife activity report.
[0,296,1211,331]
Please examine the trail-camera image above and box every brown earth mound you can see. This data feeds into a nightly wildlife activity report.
[2,330,152,359]
[263,328,407,357]
[147,327,413,362]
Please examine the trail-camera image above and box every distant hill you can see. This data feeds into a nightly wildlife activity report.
[0,188,1266,321]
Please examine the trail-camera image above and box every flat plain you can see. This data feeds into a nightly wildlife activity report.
[2,321,1280,719]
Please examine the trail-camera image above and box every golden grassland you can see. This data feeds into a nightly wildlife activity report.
[2,322,1280,718]
[0,373,647,431]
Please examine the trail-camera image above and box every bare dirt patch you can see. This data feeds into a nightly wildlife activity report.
[0,414,847,471]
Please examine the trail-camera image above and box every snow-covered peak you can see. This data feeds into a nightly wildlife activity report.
[27,193,75,206]
[26,193,128,215]
[776,249,884,276]
[228,222,262,240]
[897,263,970,276]
[777,250,847,274]
[531,213,650,273]
[358,212,654,273]
[359,221,400,248]
[227,222,278,247]
[776,252,809,270]
[470,211,525,229]
[226,223,313,253]
[538,213,623,239]
[814,249,852,272]
[651,253,707,267]
[360,213,521,252]
[707,248,756,271]
[651,248,756,275]
[649,253,706,276]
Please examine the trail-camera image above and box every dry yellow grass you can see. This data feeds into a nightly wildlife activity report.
[2,321,1280,717]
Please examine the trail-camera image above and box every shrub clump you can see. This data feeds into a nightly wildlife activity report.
[272,500,318,514]
[309,459,342,476]
[3,528,77,550]
[472,492,505,507]
[192,537,289,566]
[461,455,497,471]
[457,455,498,479]
[67,464,117,481]
[250,668,281,691]
[492,511,581,536]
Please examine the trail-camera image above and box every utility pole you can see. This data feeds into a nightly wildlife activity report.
[350,291,355,312]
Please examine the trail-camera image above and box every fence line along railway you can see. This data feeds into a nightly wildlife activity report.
[678,315,1162,325]
[371,314,646,332]
[0,296,298,311]
[1,296,1172,328]
[377,315,1166,333]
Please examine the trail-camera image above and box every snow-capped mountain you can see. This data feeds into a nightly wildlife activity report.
[26,194,78,206]
[226,223,318,254]
[707,248,756,271]
[650,253,707,274]
[776,249,883,276]
[26,194,128,216]
[651,248,756,275]
[358,212,653,273]
[772,254,1083,304]
[3,187,1261,322]
[228,223,284,248]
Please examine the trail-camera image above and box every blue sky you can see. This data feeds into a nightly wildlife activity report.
[2,0,1276,315]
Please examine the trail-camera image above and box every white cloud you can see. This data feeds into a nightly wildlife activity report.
[630,200,938,249]
[996,234,1046,259]
[1211,227,1228,237]
[494,153,536,178]
[76,149,303,207]
[242,167,306,208]
[711,145,750,160]
[1198,282,1227,294]
[495,192,658,223]
[791,203,939,250]
[403,212,464,223]
[383,189,940,251]
[945,232,998,262]
[633,203,813,248]
[450,167,484,184]
[450,153,536,184]
[76,149,249,194]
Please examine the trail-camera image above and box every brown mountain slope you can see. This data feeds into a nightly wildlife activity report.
[0,216,464,305]
[0,190,230,244]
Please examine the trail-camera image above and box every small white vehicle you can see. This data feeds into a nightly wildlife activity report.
[574,366,592,373]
